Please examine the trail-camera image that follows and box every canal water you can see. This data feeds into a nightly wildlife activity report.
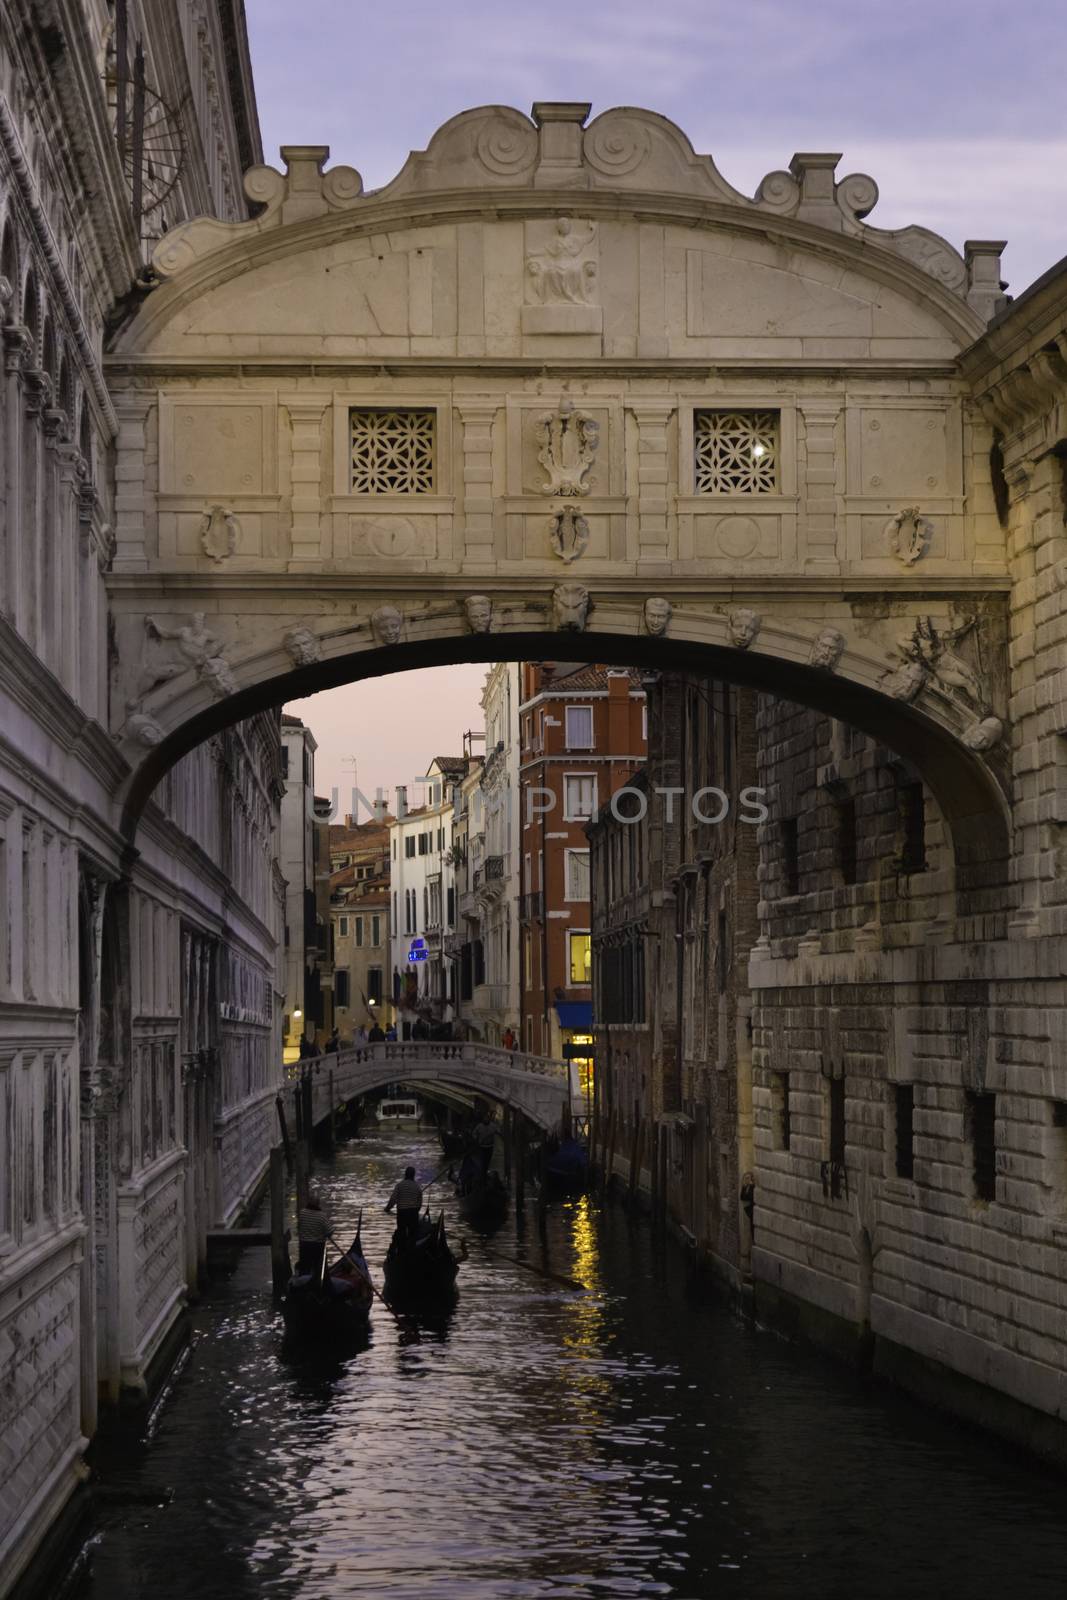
[64,1130,1062,1600]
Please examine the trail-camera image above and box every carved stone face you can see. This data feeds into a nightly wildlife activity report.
[126,711,163,747]
[962,716,1003,752]
[644,597,672,636]
[371,605,403,647]
[552,582,590,633]
[728,607,761,649]
[809,627,845,670]
[463,595,493,634]
[285,626,320,666]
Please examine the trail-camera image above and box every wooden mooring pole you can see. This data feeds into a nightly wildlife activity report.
[295,1140,310,1214]
[327,1069,337,1151]
[515,1117,526,1211]
[276,1092,292,1170]
[270,1146,290,1298]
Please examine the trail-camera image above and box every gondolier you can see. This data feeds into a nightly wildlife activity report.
[296,1191,330,1275]
[385,1166,423,1245]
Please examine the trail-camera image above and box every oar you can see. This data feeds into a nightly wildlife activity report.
[326,1231,412,1331]
[458,1237,586,1291]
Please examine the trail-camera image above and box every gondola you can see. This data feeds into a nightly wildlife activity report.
[454,1161,508,1226]
[382,1211,462,1306]
[282,1220,374,1338]
[543,1135,590,1196]
[438,1126,467,1160]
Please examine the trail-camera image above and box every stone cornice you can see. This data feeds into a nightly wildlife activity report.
[105,355,966,381]
[105,572,1012,597]
[959,258,1067,450]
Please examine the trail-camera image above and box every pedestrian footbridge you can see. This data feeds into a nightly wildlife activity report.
[293,1040,573,1133]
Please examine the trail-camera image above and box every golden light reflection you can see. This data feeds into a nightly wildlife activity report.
[559,1196,613,1433]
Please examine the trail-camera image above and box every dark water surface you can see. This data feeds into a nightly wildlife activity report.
[66,1130,1061,1600]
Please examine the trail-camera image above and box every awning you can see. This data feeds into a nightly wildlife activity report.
[555,1001,593,1030]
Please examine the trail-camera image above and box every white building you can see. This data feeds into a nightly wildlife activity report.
[389,757,471,1032]
[471,663,521,1043]
[0,6,270,1593]
[280,715,319,1059]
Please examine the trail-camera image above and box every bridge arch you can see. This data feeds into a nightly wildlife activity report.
[103,101,1013,881]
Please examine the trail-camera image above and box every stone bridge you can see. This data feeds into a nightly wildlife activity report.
[286,1040,573,1133]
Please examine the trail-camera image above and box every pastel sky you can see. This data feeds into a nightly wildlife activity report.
[257,0,1067,802]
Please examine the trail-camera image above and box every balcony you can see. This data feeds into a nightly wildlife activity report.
[471,981,509,1015]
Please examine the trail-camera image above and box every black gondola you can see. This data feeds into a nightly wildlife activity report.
[382,1211,462,1305]
[282,1223,374,1338]
[455,1161,508,1226]
[543,1135,590,1195]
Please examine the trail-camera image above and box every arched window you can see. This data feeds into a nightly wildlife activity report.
[79,400,93,481]
[0,219,18,302]
[57,356,74,427]
[22,272,39,355]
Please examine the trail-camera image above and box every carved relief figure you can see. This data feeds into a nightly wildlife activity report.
[462,594,494,634]
[549,506,589,564]
[143,612,233,697]
[882,616,987,711]
[885,507,933,567]
[962,716,1003,751]
[809,627,845,670]
[200,504,241,563]
[284,625,321,666]
[644,596,672,636]
[552,581,591,633]
[123,700,164,747]
[728,607,761,649]
[370,604,404,647]
[536,396,599,498]
[526,218,598,305]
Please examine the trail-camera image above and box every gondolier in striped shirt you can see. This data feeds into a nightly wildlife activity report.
[385,1166,423,1246]
[296,1191,330,1275]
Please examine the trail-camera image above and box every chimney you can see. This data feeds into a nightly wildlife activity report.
[606,669,629,751]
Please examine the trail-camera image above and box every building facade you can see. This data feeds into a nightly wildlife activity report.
[329,816,392,1037]
[389,758,470,1032]
[519,663,646,1070]
[0,6,271,1591]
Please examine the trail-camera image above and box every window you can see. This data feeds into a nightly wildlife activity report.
[966,1091,997,1202]
[771,1072,791,1151]
[565,849,590,901]
[405,836,415,859]
[898,782,926,873]
[338,915,348,937]
[280,746,289,778]
[1047,1102,1067,1214]
[335,971,350,1008]
[641,702,648,743]
[694,409,779,494]
[569,931,591,985]
[355,917,364,947]
[895,1084,915,1179]
[837,797,858,886]
[565,705,594,749]
[446,886,455,924]
[780,818,800,897]
[437,826,445,851]
[564,774,597,821]
[418,832,430,856]
[349,407,435,493]
[371,914,381,947]
[367,967,383,1004]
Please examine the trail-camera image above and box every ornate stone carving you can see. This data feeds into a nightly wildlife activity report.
[143,612,234,697]
[882,616,988,712]
[526,218,598,305]
[370,604,403,646]
[962,716,1004,752]
[728,607,761,649]
[551,582,590,633]
[200,504,240,563]
[462,595,494,634]
[284,625,321,666]
[644,597,672,636]
[885,506,933,567]
[475,115,538,178]
[536,396,599,497]
[809,628,845,670]
[549,505,589,564]
[123,701,165,746]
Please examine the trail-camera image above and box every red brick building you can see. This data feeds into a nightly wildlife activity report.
[518,663,646,1090]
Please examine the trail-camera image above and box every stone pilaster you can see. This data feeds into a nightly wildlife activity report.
[455,399,499,570]
[799,399,841,572]
[284,397,329,569]
[628,400,675,571]
[112,397,150,572]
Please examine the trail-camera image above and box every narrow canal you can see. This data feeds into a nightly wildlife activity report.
[64,1130,1061,1600]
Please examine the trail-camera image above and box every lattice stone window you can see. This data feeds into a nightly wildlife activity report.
[349,407,435,493]
[694,409,779,494]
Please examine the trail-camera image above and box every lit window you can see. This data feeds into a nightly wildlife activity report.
[694,410,778,494]
[565,849,590,901]
[565,705,594,749]
[564,774,597,821]
[349,407,435,494]
[568,932,592,985]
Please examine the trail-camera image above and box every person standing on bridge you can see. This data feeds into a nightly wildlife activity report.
[368,1020,385,1043]
[385,1166,423,1246]
[502,1026,518,1051]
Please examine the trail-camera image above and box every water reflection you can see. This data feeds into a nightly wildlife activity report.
[68,1130,1066,1600]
